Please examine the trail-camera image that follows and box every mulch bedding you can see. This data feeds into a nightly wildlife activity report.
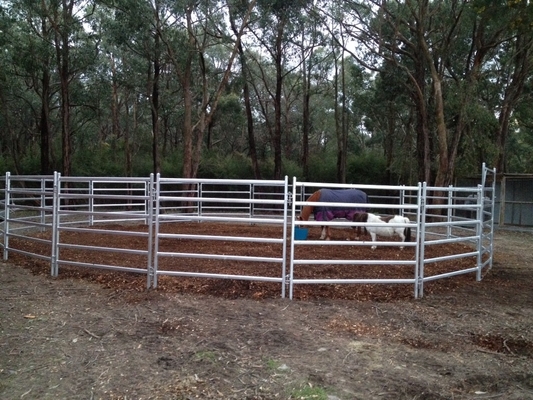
[7,222,484,302]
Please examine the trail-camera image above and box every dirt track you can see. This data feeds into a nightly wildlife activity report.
[1,227,533,399]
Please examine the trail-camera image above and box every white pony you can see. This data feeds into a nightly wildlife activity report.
[353,212,411,250]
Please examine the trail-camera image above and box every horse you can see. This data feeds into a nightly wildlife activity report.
[353,212,411,250]
[298,188,368,240]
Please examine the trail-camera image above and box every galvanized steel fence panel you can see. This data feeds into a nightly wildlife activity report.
[153,176,290,297]
[289,178,422,299]
[1,165,496,299]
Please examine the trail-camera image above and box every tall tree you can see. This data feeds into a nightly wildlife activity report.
[228,0,262,179]
[159,0,256,179]
[252,0,309,179]
[333,0,533,185]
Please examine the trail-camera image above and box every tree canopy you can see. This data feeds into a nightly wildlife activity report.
[1,0,532,184]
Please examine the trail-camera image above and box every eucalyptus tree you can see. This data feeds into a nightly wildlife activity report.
[491,1,533,173]
[228,0,261,178]
[362,61,416,183]
[295,6,330,180]
[77,3,154,176]
[1,0,97,175]
[507,80,533,172]
[2,0,57,174]
[99,0,169,174]
[46,0,97,177]
[155,0,254,179]
[331,0,533,184]
[0,1,37,173]
[249,0,311,179]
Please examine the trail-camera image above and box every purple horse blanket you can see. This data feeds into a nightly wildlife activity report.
[314,189,368,222]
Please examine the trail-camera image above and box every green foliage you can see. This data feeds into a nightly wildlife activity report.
[160,150,183,178]
[72,144,124,176]
[347,152,388,185]
[198,152,254,179]
[306,152,338,183]
[506,128,533,173]
[2,0,533,182]
[0,155,8,176]
[282,159,303,180]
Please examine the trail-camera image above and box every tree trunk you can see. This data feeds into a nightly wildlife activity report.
[57,0,72,177]
[273,16,284,180]
[151,7,161,175]
[49,0,74,177]
[494,33,532,173]
[239,48,261,179]
[338,48,347,183]
[40,67,52,175]
[227,0,259,180]
[124,92,134,177]
[301,43,311,180]
[151,57,160,174]
[334,47,341,180]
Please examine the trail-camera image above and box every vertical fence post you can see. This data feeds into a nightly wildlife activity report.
[152,173,161,289]
[416,182,427,298]
[40,177,46,230]
[3,172,10,261]
[198,182,202,218]
[289,176,298,300]
[487,166,497,270]
[399,186,405,216]
[475,184,484,281]
[51,172,60,277]
[147,173,155,289]
[144,180,150,226]
[89,179,94,226]
[447,186,453,239]
[249,183,254,218]
[280,176,289,298]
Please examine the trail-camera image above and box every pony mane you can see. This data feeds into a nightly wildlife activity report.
[353,212,369,222]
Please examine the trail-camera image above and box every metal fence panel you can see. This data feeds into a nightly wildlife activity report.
[1,167,495,299]
[153,175,290,297]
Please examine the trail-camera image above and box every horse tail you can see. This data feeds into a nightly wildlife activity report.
[404,217,411,242]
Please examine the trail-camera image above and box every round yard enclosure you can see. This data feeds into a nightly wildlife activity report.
[9,221,484,301]
[2,167,495,301]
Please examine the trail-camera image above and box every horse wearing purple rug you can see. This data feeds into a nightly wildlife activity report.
[298,188,368,240]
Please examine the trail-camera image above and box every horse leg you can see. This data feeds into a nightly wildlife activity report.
[370,231,377,250]
[319,226,327,240]
[353,226,364,240]
[398,229,406,250]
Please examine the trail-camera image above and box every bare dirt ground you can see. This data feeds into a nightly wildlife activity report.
[1,225,533,400]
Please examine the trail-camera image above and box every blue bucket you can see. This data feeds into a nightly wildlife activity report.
[294,227,308,240]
